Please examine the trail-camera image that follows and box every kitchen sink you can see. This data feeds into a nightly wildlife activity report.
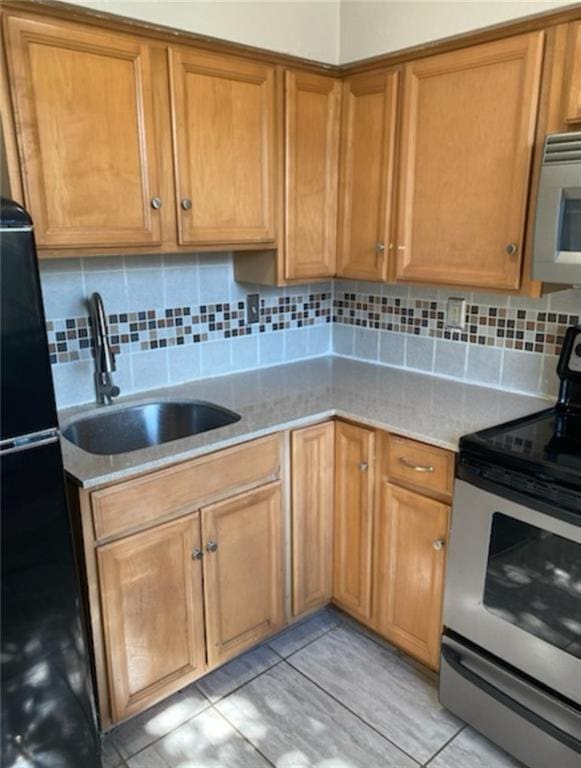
[62,401,241,455]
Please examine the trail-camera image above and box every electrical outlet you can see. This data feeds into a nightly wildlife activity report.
[446,297,467,330]
[247,293,260,325]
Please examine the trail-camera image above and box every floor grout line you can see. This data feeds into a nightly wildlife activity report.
[211,707,277,768]
[423,724,467,766]
[284,658,423,767]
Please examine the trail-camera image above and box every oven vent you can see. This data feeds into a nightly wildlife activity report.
[543,131,581,164]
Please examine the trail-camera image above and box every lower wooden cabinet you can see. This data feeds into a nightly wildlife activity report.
[97,513,207,722]
[333,421,375,623]
[96,479,284,723]
[374,483,450,669]
[202,482,284,667]
[291,422,334,616]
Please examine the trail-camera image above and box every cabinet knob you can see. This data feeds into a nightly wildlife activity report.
[191,548,203,560]
[150,197,163,210]
[505,243,518,257]
[206,540,218,553]
[432,538,446,551]
[181,198,193,211]
[375,242,385,254]
[358,461,369,472]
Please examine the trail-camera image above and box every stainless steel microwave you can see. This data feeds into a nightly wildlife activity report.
[533,131,581,285]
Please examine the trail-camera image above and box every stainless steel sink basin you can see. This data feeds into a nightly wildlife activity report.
[62,401,241,455]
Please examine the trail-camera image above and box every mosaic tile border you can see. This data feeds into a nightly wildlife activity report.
[333,291,579,357]
[46,291,332,365]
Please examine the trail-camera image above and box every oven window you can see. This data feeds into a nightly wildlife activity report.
[559,193,581,253]
[483,513,581,659]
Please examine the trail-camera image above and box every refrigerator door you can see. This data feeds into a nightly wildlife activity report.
[0,198,59,441]
[1,440,101,768]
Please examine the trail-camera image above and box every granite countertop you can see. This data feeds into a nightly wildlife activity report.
[60,356,550,489]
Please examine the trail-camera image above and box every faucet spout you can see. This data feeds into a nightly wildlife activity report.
[89,292,120,405]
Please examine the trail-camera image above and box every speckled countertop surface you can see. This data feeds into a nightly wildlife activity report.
[60,356,550,489]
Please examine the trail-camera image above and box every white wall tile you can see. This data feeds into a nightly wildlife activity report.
[501,350,543,394]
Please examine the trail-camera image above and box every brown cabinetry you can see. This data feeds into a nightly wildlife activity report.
[169,47,277,246]
[291,422,334,616]
[564,21,581,124]
[374,483,450,669]
[284,70,341,280]
[3,15,164,250]
[98,513,206,722]
[333,421,375,622]
[82,436,284,726]
[337,69,399,281]
[202,482,284,666]
[395,33,544,290]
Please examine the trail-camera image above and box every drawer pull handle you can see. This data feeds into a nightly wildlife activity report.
[358,461,369,472]
[206,540,218,553]
[191,548,203,560]
[433,538,446,551]
[399,456,435,473]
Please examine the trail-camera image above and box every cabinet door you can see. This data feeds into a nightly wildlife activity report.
[396,33,544,290]
[169,47,277,246]
[337,69,399,281]
[291,422,334,616]
[202,482,283,667]
[97,514,206,722]
[333,421,375,623]
[4,15,163,249]
[285,71,341,280]
[375,483,450,669]
[564,21,581,124]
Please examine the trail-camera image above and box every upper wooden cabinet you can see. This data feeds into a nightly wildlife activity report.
[564,21,581,124]
[169,47,277,246]
[333,421,375,623]
[3,15,164,249]
[395,33,544,290]
[337,69,399,281]
[284,70,341,280]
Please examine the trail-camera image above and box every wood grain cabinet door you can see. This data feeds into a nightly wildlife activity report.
[284,70,341,280]
[201,482,284,667]
[375,483,450,670]
[97,513,206,723]
[337,69,399,281]
[169,47,277,246]
[564,21,581,124]
[3,15,163,249]
[333,421,375,623]
[291,422,334,616]
[396,32,544,290]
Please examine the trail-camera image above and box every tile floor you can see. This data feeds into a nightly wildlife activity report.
[102,607,524,768]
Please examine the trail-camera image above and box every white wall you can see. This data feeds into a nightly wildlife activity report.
[66,0,341,63]
[340,1,580,62]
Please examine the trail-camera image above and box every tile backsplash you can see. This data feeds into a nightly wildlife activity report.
[40,254,580,408]
[39,253,331,408]
[333,280,581,398]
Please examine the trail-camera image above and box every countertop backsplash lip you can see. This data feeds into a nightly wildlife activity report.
[60,356,549,490]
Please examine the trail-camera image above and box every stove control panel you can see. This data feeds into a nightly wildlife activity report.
[558,325,581,379]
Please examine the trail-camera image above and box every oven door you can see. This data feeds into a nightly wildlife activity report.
[443,479,581,705]
[533,161,581,284]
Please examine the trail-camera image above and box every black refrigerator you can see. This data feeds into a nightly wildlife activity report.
[0,198,101,767]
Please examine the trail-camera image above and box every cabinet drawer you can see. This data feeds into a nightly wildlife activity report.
[386,435,454,500]
[91,434,282,541]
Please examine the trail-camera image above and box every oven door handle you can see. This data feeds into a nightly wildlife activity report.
[441,644,581,754]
